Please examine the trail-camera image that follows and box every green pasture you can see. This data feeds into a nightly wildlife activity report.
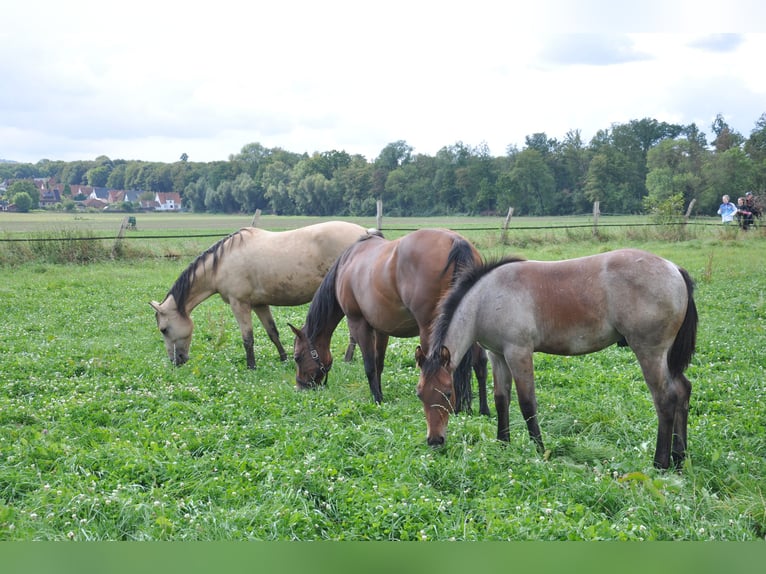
[0,213,764,540]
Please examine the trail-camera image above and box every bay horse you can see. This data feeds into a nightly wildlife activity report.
[415,248,697,470]
[290,228,489,413]
[150,221,375,369]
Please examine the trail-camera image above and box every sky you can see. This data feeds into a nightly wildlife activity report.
[2,0,766,164]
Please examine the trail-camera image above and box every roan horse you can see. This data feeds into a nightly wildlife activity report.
[150,221,375,369]
[290,228,490,412]
[415,248,698,470]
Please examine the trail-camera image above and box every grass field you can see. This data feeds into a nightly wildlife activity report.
[0,213,764,540]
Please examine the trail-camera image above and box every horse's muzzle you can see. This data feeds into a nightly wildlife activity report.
[427,435,446,447]
[295,377,319,390]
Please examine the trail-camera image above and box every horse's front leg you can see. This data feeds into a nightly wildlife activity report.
[343,335,357,363]
[488,352,512,442]
[349,321,383,404]
[373,331,390,400]
[472,344,490,416]
[253,304,287,363]
[230,300,257,369]
[506,348,543,453]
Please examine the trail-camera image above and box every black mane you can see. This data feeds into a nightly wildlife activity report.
[424,256,525,372]
[165,229,246,316]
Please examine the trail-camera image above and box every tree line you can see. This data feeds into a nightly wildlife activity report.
[3,113,765,218]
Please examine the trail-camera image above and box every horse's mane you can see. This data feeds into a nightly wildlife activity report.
[165,229,246,316]
[424,256,525,373]
[304,233,382,341]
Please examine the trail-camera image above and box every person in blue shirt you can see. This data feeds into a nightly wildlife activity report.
[717,195,737,224]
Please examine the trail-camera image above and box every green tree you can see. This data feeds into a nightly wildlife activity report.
[700,147,755,213]
[231,173,262,213]
[12,192,33,212]
[504,148,555,215]
[290,173,333,215]
[183,177,211,212]
[336,155,375,216]
[262,161,294,215]
[8,180,40,208]
[61,161,90,185]
[553,130,591,214]
[744,112,766,192]
[711,113,745,152]
[86,165,111,187]
[106,163,126,189]
[644,139,703,214]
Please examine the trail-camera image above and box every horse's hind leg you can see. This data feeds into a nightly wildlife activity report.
[637,353,679,470]
[253,305,287,363]
[671,374,692,470]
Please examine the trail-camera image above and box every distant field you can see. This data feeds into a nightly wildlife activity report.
[0,210,725,261]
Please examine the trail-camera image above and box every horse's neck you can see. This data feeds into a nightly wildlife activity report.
[308,309,344,351]
[443,297,480,368]
[180,264,219,314]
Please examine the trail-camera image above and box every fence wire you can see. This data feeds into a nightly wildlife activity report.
[0,220,725,243]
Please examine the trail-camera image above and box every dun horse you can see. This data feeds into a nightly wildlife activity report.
[150,221,374,369]
[290,228,489,412]
[416,249,697,470]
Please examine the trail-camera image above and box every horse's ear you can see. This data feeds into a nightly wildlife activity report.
[149,301,161,313]
[415,345,426,367]
[438,346,451,367]
[287,323,302,337]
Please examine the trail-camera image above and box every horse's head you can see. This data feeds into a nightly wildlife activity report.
[150,298,193,366]
[289,323,333,389]
[415,345,455,447]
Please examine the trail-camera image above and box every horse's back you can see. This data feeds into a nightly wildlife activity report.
[215,222,369,306]
[336,228,479,336]
[474,249,689,355]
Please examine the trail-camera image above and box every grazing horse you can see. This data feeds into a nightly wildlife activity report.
[290,228,489,412]
[415,249,697,470]
[150,221,374,369]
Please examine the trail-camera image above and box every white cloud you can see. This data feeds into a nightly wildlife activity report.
[2,1,766,163]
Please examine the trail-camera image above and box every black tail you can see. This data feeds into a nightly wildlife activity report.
[444,237,480,413]
[668,267,698,377]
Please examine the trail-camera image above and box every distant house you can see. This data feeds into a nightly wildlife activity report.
[71,185,94,200]
[90,187,110,202]
[83,197,108,210]
[108,189,142,204]
[39,188,62,207]
[154,192,182,211]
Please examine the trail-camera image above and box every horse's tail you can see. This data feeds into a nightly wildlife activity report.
[444,236,480,413]
[668,267,698,377]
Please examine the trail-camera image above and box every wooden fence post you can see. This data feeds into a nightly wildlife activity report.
[684,199,696,222]
[501,207,514,244]
[376,199,383,231]
[112,216,129,258]
[592,201,600,236]
[251,208,261,227]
